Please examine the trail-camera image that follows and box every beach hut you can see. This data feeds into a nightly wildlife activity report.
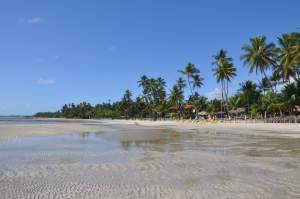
[229,107,246,120]
[229,107,246,115]
[212,111,225,119]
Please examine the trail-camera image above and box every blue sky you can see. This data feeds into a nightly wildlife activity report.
[0,0,299,115]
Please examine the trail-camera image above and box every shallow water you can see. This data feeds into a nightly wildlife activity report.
[0,121,300,198]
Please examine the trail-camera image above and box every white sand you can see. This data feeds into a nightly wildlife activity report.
[0,119,299,140]
[105,119,300,138]
[0,119,299,198]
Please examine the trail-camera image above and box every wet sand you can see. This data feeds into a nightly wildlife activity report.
[0,119,300,198]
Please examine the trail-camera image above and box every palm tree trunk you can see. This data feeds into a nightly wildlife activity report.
[226,81,229,101]
[264,111,267,120]
[221,80,224,119]
[247,95,250,114]
[225,80,229,114]
[187,76,193,96]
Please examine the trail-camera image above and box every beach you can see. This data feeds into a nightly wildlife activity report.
[1,118,299,140]
[0,118,300,198]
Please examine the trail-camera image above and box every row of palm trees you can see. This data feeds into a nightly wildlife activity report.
[35,28,300,121]
[210,30,300,118]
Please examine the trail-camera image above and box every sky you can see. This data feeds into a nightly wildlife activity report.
[0,0,299,115]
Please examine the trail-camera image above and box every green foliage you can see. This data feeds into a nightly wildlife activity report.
[241,36,277,76]
[212,49,236,109]
[275,32,300,82]
[250,104,260,118]
[178,62,203,95]
[227,95,242,111]
[258,77,273,94]
[205,99,221,114]
[34,28,300,120]
[34,111,62,118]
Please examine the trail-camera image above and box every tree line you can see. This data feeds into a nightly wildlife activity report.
[35,28,300,121]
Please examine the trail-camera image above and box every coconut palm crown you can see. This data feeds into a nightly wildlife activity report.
[241,36,277,78]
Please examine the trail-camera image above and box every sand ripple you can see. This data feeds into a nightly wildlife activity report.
[1,119,300,198]
[1,150,300,199]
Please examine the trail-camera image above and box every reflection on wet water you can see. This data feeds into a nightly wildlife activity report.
[0,125,300,199]
[0,133,126,168]
[1,128,299,169]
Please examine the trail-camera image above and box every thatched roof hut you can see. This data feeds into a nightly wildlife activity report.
[183,103,194,110]
[229,107,246,115]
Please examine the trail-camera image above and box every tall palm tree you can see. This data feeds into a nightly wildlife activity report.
[138,75,150,103]
[176,77,186,91]
[178,62,200,95]
[178,62,204,119]
[213,49,229,62]
[191,74,204,93]
[213,63,225,101]
[213,50,236,114]
[155,77,167,105]
[241,36,277,78]
[295,32,300,78]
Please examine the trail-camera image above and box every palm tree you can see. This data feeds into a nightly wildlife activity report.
[274,33,300,82]
[176,77,186,91]
[270,72,282,93]
[213,49,229,62]
[281,81,300,114]
[239,80,258,114]
[138,75,150,103]
[258,77,272,94]
[227,95,241,111]
[291,30,300,79]
[155,77,167,104]
[154,77,167,118]
[178,62,200,95]
[178,63,204,119]
[121,90,133,118]
[191,74,204,93]
[168,85,184,118]
[241,36,277,78]
[213,50,236,114]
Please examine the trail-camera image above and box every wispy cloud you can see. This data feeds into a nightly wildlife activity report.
[204,88,222,100]
[24,17,45,25]
[28,17,45,24]
[35,56,60,63]
[36,78,55,85]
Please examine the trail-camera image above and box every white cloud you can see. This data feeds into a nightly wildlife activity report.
[27,17,45,25]
[204,88,222,100]
[36,78,55,85]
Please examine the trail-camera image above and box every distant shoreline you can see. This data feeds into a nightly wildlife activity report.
[0,118,299,140]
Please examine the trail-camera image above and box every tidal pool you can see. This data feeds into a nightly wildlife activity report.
[0,121,299,199]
